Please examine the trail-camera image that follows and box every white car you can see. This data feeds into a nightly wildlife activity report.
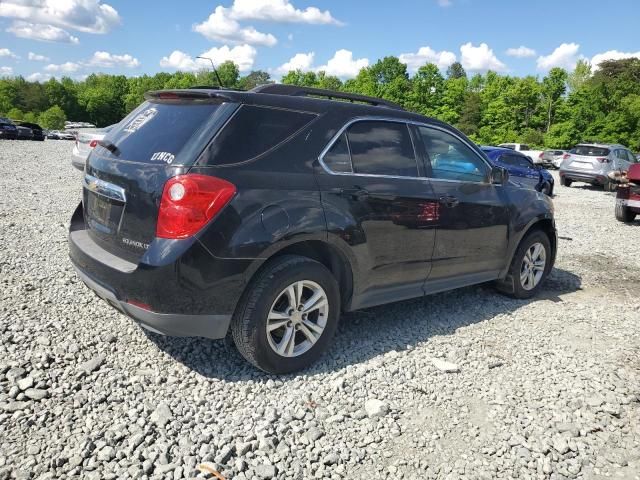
[498,143,545,165]
[71,126,113,171]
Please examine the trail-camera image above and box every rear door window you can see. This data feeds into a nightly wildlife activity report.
[202,105,317,165]
[97,101,227,165]
[346,121,418,177]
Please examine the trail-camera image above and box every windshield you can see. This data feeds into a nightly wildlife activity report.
[571,145,610,156]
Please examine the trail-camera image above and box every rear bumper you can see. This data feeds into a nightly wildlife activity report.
[68,203,249,339]
[72,262,232,338]
[559,169,606,184]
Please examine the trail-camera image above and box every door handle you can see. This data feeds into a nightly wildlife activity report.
[439,195,459,207]
[340,187,369,200]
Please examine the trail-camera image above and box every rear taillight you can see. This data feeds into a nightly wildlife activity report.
[89,139,98,148]
[156,174,236,239]
[596,157,610,163]
[539,152,544,159]
[562,153,571,160]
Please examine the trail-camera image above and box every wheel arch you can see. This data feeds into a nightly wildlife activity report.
[501,216,557,278]
[243,240,355,312]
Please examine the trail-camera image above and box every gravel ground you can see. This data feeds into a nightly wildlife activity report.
[1,140,639,480]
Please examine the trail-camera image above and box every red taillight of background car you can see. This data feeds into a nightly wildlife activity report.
[596,157,610,163]
[538,152,544,159]
[89,139,98,148]
[156,174,236,239]
[562,153,571,160]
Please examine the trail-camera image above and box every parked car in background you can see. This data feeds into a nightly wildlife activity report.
[71,125,115,171]
[16,122,45,141]
[0,117,18,139]
[16,125,33,140]
[540,149,567,169]
[47,130,62,140]
[482,146,554,195]
[59,131,76,140]
[615,164,640,223]
[560,143,637,191]
[498,143,545,165]
[69,84,557,373]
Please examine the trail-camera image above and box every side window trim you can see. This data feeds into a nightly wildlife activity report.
[318,117,423,180]
[318,116,492,182]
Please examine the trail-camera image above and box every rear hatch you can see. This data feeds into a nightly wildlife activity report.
[83,93,238,263]
[565,145,610,171]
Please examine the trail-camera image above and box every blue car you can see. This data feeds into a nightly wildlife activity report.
[481,146,554,196]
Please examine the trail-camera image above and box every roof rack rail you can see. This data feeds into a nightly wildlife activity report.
[250,84,404,110]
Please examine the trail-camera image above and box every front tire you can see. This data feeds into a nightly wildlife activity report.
[541,182,552,196]
[496,230,552,299]
[560,177,572,187]
[231,255,340,374]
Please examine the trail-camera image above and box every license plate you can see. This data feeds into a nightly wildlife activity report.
[87,193,113,227]
[572,162,592,170]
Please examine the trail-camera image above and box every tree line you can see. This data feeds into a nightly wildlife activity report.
[1,57,639,150]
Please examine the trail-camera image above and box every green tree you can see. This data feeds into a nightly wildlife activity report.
[541,68,568,132]
[237,70,272,90]
[457,92,482,138]
[567,60,591,92]
[408,63,444,116]
[446,62,467,79]
[6,107,24,120]
[38,105,67,129]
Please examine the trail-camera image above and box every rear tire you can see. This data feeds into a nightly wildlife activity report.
[560,177,572,187]
[541,182,551,196]
[615,202,637,223]
[496,230,552,300]
[231,255,340,374]
[604,180,617,192]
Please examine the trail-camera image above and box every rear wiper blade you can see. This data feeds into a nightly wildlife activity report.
[97,139,120,156]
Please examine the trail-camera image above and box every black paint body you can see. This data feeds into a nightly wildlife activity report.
[68,89,557,338]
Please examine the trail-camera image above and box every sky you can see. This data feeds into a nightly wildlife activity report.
[1,0,639,82]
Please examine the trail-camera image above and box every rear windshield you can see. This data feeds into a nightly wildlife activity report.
[571,145,610,156]
[96,101,228,164]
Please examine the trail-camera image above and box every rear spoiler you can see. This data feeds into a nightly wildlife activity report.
[144,89,235,103]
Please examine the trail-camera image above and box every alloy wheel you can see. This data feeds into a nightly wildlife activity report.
[266,280,329,357]
[520,242,546,291]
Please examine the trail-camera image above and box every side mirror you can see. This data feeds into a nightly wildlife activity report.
[491,166,509,185]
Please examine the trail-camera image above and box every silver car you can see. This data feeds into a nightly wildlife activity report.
[71,126,113,171]
[559,143,638,191]
[540,149,566,169]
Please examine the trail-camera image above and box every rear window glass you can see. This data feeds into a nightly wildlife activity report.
[571,145,610,156]
[96,101,225,164]
[347,121,418,177]
[201,105,316,165]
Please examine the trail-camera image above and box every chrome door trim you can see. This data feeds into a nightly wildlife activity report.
[317,116,493,185]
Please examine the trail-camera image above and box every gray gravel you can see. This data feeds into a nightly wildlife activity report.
[1,140,639,480]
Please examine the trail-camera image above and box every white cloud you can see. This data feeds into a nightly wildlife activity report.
[317,49,369,78]
[590,50,640,70]
[437,0,452,6]
[0,66,13,75]
[399,46,457,72]
[28,52,50,62]
[7,21,79,44]
[26,72,52,81]
[88,51,140,68]
[44,61,82,73]
[276,52,315,73]
[193,6,277,46]
[506,46,536,58]
[0,0,120,34]
[230,0,342,25]
[460,42,507,71]
[160,45,257,72]
[0,48,18,59]
[537,43,581,71]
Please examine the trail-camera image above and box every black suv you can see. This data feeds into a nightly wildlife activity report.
[69,85,557,373]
